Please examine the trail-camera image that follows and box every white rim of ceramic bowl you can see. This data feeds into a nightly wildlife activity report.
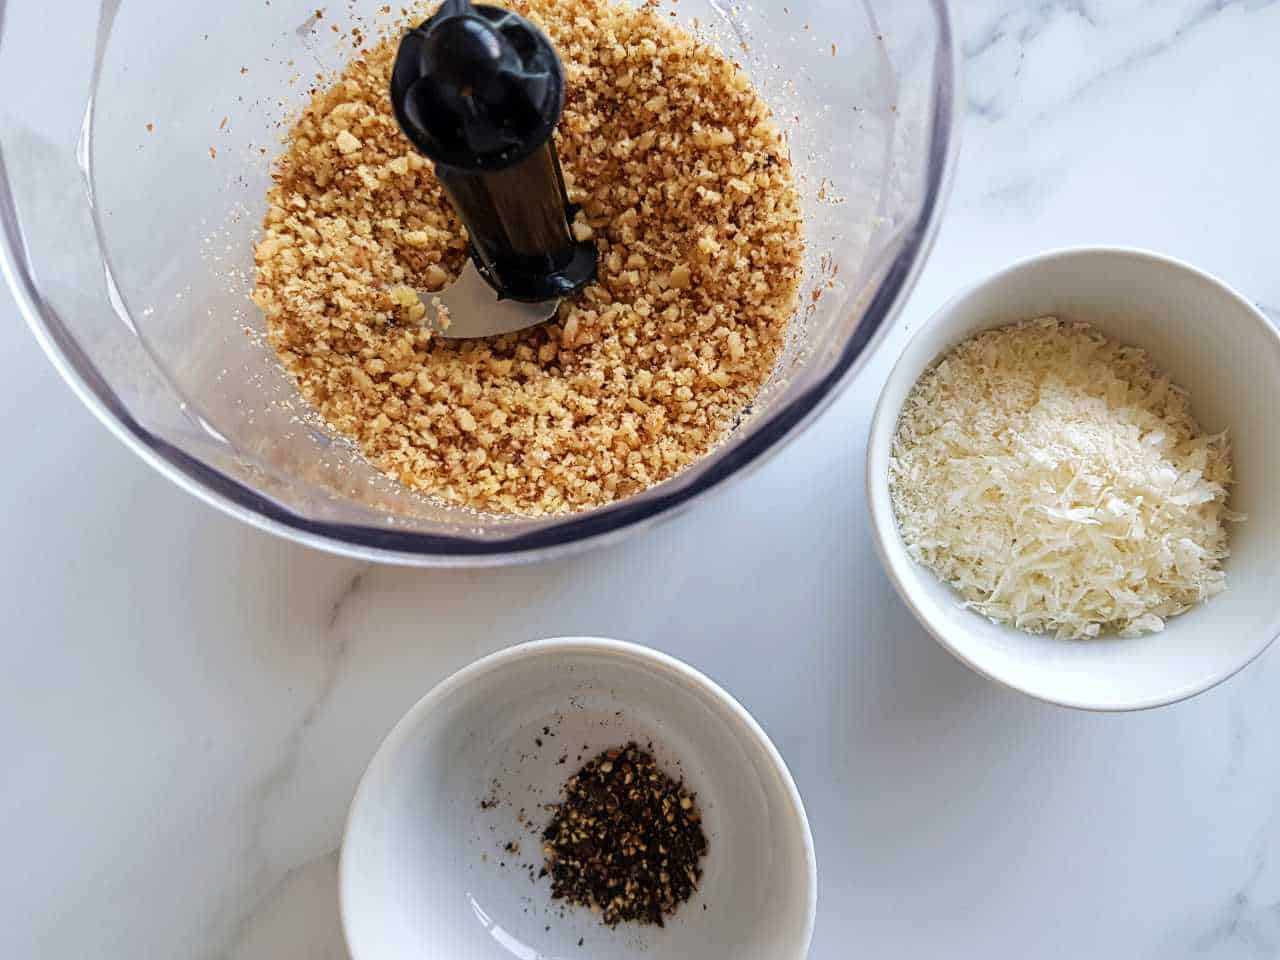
[338,636,819,958]
[865,245,1280,712]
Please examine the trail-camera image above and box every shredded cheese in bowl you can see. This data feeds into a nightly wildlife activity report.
[888,317,1243,640]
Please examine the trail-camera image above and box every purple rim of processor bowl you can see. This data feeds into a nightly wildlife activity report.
[0,0,959,565]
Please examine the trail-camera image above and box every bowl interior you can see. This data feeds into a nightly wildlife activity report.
[869,249,1280,710]
[0,0,953,560]
[340,640,815,959]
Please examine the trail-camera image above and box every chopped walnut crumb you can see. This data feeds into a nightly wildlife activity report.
[334,129,363,154]
[251,0,803,516]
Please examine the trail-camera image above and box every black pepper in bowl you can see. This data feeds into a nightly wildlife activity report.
[541,742,707,928]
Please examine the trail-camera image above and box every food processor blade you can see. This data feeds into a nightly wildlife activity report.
[425,260,561,339]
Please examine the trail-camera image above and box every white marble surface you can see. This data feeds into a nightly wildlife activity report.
[5,1,1280,957]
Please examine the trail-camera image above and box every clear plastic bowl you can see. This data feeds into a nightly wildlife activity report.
[0,0,956,565]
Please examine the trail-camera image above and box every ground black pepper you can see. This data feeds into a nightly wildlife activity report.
[541,743,707,928]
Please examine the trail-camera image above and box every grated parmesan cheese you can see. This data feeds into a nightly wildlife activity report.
[889,317,1241,640]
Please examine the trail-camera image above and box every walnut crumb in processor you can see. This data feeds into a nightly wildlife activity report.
[251,0,804,516]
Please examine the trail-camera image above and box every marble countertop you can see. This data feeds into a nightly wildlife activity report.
[5,1,1280,957]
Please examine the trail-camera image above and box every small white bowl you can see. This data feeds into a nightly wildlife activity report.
[340,637,816,960]
[867,247,1280,711]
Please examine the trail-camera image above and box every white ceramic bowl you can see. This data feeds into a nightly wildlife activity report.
[867,248,1280,711]
[340,637,816,960]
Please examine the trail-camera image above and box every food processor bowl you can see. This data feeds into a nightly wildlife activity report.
[0,0,957,565]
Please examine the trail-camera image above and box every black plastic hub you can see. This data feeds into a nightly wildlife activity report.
[390,0,597,303]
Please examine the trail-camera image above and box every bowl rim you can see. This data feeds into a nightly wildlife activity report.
[865,245,1280,712]
[337,635,819,958]
[0,0,960,566]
